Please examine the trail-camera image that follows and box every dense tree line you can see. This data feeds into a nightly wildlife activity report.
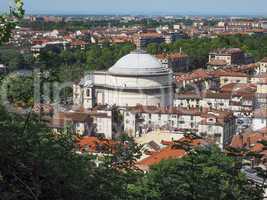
[2,34,267,78]
[18,18,196,31]
[0,47,34,71]
[147,34,267,69]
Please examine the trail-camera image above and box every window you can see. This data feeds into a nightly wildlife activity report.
[200,132,207,137]
[86,89,91,97]
[215,133,221,137]
[208,125,212,132]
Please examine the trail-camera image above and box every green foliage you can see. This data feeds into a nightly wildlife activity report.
[111,134,143,170]
[146,43,162,55]
[0,48,34,71]
[0,106,142,200]
[153,34,267,69]
[0,0,24,44]
[36,43,134,83]
[0,106,90,199]
[17,18,193,31]
[129,146,263,200]
[4,75,34,107]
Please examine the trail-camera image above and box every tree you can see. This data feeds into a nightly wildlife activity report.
[129,146,263,200]
[0,0,24,44]
[4,75,34,107]
[0,105,142,200]
[146,43,161,55]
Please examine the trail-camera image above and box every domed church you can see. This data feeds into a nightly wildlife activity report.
[73,49,174,109]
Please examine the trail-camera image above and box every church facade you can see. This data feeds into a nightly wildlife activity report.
[73,49,174,109]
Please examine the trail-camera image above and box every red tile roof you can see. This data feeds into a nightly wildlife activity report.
[137,136,207,170]
[77,136,116,153]
[220,83,256,93]
[138,32,163,38]
[230,132,267,150]
[137,146,186,167]
[128,105,203,116]
[208,59,228,66]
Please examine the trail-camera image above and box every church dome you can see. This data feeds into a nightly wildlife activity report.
[108,49,170,76]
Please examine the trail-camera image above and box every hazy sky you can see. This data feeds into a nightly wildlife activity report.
[1,0,267,15]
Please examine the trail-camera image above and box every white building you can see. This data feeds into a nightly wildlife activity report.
[256,57,267,74]
[252,109,267,131]
[50,107,113,139]
[198,111,236,149]
[174,84,255,133]
[73,49,174,109]
[124,106,202,137]
[124,105,236,149]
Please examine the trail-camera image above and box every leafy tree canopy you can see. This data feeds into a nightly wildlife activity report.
[128,146,264,200]
[0,0,24,44]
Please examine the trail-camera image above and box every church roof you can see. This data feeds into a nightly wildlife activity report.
[108,49,170,76]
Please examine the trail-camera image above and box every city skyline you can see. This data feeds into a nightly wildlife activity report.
[1,0,267,16]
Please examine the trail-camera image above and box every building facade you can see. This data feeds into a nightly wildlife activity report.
[124,105,235,149]
[73,50,174,109]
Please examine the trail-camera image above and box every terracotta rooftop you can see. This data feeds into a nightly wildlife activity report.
[200,110,235,126]
[204,91,232,99]
[77,136,116,154]
[138,32,163,38]
[208,59,228,66]
[211,70,248,77]
[220,83,257,94]
[137,146,186,167]
[175,66,252,84]
[137,136,208,170]
[230,131,267,151]
[127,105,203,116]
[175,69,209,83]
[50,109,109,128]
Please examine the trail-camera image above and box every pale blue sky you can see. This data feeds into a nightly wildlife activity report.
[1,0,267,15]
